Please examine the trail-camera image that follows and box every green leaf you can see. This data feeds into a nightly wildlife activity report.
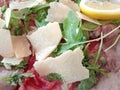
[30,4,50,27]
[63,11,86,43]
[72,0,81,5]
[9,17,20,29]
[46,73,63,82]
[99,19,120,25]
[51,11,86,56]
[81,21,98,31]
[31,4,49,13]
[2,70,34,86]
[46,0,58,3]
[20,72,34,78]
[35,19,48,27]
[1,5,7,13]
[15,61,28,69]
[63,11,79,43]
[78,71,97,90]
[0,60,4,66]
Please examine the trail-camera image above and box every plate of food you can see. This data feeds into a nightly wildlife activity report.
[0,0,120,90]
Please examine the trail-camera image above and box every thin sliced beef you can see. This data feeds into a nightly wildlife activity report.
[90,24,120,90]
[90,24,120,72]
[104,40,120,72]
[91,71,120,90]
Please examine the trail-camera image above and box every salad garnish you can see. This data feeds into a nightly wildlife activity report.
[0,0,120,90]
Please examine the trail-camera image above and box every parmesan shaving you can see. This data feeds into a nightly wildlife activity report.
[59,0,79,11]
[0,29,14,57]
[46,1,79,23]
[2,57,23,69]
[34,48,89,83]
[2,57,23,65]
[0,19,5,29]
[46,2,70,23]
[9,0,42,10]
[27,22,62,60]
[12,36,31,58]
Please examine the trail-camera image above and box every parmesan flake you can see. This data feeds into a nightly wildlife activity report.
[0,29,14,57]
[0,19,5,29]
[2,57,23,69]
[34,48,89,83]
[9,0,42,10]
[27,22,62,60]
[59,0,79,11]
[12,36,31,58]
[46,2,70,23]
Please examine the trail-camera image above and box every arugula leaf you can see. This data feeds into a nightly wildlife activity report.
[46,0,58,3]
[35,19,48,27]
[81,21,98,31]
[1,5,7,13]
[78,71,97,90]
[46,73,63,82]
[2,70,34,86]
[31,4,49,27]
[72,0,81,4]
[52,11,86,56]
[15,61,28,69]
[0,60,4,66]
[7,4,49,35]
[63,11,80,43]
[99,19,120,25]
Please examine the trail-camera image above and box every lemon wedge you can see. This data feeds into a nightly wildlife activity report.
[80,0,120,20]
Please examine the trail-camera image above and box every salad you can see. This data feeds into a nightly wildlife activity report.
[0,0,120,90]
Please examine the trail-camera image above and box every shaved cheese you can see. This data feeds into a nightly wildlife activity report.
[4,8,12,28]
[0,29,14,57]
[2,57,23,65]
[59,0,79,11]
[46,2,70,23]
[36,0,46,3]
[76,12,101,25]
[34,48,89,83]
[12,36,31,58]
[9,0,42,10]
[46,1,79,23]
[47,1,101,25]
[2,57,23,69]
[27,22,62,60]
[0,19,5,29]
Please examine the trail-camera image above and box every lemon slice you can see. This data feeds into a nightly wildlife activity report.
[80,0,120,20]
